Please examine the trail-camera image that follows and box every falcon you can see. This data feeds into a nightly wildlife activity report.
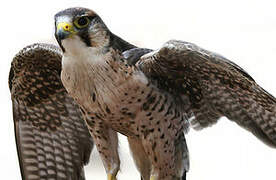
[9,44,94,179]
[53,7,276,180]
[10,6,276,180]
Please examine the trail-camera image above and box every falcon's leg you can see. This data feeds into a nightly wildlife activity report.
[85,115,120,180]
[174,133,189,180]
[141,135,177,180]
[128,137,151,180]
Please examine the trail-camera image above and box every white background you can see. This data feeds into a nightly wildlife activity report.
[1,0,276,179]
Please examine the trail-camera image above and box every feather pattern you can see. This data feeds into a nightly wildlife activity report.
[9,43,93,180]
[127,40,276,147]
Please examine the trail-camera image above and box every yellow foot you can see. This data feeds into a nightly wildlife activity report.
[108,174,117,180]
[150,175,157,180]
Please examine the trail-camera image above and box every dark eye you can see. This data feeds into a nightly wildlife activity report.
[74,16,90,28]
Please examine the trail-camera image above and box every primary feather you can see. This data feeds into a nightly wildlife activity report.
[9,43,93,180]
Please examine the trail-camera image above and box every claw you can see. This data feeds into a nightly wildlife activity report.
[108,174,117,180]
[181,172,186,180]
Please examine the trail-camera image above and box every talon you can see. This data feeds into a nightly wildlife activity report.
[181,172,186,180]
[108,174,117,180]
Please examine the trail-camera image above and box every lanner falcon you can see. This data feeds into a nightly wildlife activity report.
[10,7,276,180]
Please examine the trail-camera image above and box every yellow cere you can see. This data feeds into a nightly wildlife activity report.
[57,22,75,33]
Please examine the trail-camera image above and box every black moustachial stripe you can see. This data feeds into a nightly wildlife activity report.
[78,30,91,47]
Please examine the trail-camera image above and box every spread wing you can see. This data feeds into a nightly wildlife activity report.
[126,40,276,148]
[9,43,93,180]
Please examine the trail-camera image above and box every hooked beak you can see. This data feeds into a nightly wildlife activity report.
[55,22,76,51]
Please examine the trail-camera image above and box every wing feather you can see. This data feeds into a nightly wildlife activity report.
[9,43,93,180]
[134,40,276,148]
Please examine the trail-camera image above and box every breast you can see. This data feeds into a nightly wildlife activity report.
[61,56,95,112]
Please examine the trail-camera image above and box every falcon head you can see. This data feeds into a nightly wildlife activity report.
[54,7,110,52]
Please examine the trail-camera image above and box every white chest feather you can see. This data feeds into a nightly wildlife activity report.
[60,36,148,112]
[61,36,107,107]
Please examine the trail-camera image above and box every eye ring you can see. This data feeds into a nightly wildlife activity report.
[74,16,90,28]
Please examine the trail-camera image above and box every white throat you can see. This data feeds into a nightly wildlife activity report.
[61,36,105,66]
